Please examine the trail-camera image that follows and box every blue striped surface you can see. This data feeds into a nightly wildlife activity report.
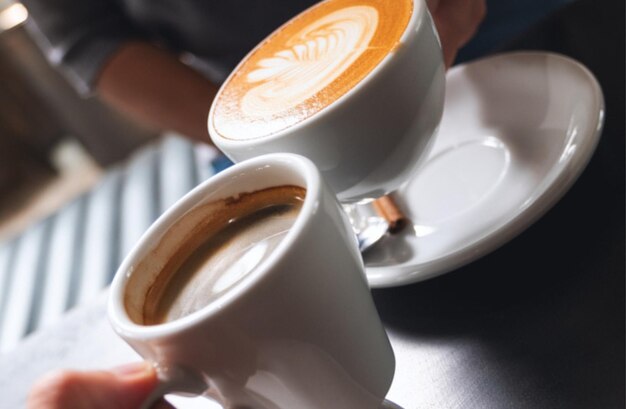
[0,134,229,354]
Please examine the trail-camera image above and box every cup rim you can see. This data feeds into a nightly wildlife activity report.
[108,153,322,339]
[207,0,429,146]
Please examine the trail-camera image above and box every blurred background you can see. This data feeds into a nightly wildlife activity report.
[0,0,157,241]
[0,0,574,243]
[0,0,576,243]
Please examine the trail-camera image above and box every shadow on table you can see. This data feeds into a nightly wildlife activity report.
[373,1,624,407]
[373,128,622,406]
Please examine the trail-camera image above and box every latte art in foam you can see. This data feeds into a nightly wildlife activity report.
[242,6,378,120]
[211,0,413,140]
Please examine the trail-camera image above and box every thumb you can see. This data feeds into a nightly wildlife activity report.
[28,362,173,409]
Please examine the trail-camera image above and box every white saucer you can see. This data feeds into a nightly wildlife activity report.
[364,52,604,288]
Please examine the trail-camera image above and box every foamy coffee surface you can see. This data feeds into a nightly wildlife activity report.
[211,0,413,140]
[128,186,305,325]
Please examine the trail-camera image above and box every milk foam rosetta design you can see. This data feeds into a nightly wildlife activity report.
[241,6,378,120]
[212,0,413,140]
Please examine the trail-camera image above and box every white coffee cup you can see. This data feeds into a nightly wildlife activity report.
[208,0,445,203]
[108,153,395,409]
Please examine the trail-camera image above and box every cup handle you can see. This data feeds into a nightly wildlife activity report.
[139,364,207,409]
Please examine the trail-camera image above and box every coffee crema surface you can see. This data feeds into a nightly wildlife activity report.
[132,186,306,325]
[211,0,413,140]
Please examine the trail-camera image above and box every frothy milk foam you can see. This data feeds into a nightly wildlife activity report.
[211,0,413,140]
[242,6,378,119]
[125,186,306,325]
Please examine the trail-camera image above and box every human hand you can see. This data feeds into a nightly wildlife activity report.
[28,362,173,409]
[427,0,487,68]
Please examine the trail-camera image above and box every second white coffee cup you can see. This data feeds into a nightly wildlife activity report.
[108,153,395,409]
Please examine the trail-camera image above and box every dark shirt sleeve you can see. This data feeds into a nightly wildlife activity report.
[21,0,141,95]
